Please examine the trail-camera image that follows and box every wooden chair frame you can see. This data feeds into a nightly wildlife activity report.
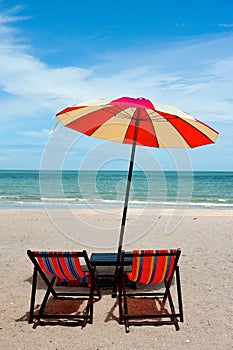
[27,250,101,328]
[118,249,183,333]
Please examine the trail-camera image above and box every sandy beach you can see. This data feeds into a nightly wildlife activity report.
[0,208,232,349]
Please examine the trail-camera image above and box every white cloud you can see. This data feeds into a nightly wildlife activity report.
[0,8,233,130]
[217,23,233,28]
[21,129,50,138]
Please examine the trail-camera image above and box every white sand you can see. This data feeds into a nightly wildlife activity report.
[0,208,232,349]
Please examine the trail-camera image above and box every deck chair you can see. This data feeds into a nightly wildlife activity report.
[118,249,183,333]
[27,250,101,328]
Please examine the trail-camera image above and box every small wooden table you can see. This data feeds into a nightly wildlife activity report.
[90,253,132,267]
[90,253,133,294]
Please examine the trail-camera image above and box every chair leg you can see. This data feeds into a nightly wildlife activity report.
[166,289,180,331]
[94,279,101,300]
[118,267,129,329]
[125,323,130,333]
[118,289,123,323]
[163,278,180,331]
[122,274,130,332]
[29,267,37,324]
[83,276,97,327]
[118,268,123,324]
[89,283,94,325]
[176,266,184,322]
[82,301,89,328]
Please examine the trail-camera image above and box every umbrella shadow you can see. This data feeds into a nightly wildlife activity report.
[104,299,119,323]
[24,274,46,290]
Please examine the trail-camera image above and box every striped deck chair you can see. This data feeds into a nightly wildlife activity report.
[118,249,183,333]
[27,250,101,328]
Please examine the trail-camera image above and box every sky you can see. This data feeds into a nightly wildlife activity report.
[0,0,233,171]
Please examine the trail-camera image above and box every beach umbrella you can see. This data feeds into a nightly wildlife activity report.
[55,96,218,285]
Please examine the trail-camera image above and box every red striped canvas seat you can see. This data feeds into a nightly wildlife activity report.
[56,276,91,287]
[127,249,177,284]
[34,251,89,281]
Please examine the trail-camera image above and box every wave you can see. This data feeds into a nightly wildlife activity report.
[1,195,233,210]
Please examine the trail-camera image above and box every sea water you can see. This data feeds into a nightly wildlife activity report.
[0,170,233,209]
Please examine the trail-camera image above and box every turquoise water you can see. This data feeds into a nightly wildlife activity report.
[0,170,233,209]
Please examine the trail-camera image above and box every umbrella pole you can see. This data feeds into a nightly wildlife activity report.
[112,118,139,297]
[117,141,137,254]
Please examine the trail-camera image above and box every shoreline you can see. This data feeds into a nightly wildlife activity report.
[1,202,233,211]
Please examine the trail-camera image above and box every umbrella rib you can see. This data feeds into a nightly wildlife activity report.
[157,112,193,147]
[156,111,214,147]
[102,105,136,119]
[138,109,177,122]
[145,109,159,146]
[102,105,165,121]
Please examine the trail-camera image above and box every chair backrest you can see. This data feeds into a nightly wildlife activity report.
[27,250,91,281]
[123,249,180,284]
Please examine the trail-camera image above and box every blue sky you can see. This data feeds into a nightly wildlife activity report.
[0,0,233,171]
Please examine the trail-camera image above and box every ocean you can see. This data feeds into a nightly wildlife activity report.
[0,170,233,210]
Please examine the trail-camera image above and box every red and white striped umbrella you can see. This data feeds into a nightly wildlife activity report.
[56,96,218,148]
[56,96,218,296]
